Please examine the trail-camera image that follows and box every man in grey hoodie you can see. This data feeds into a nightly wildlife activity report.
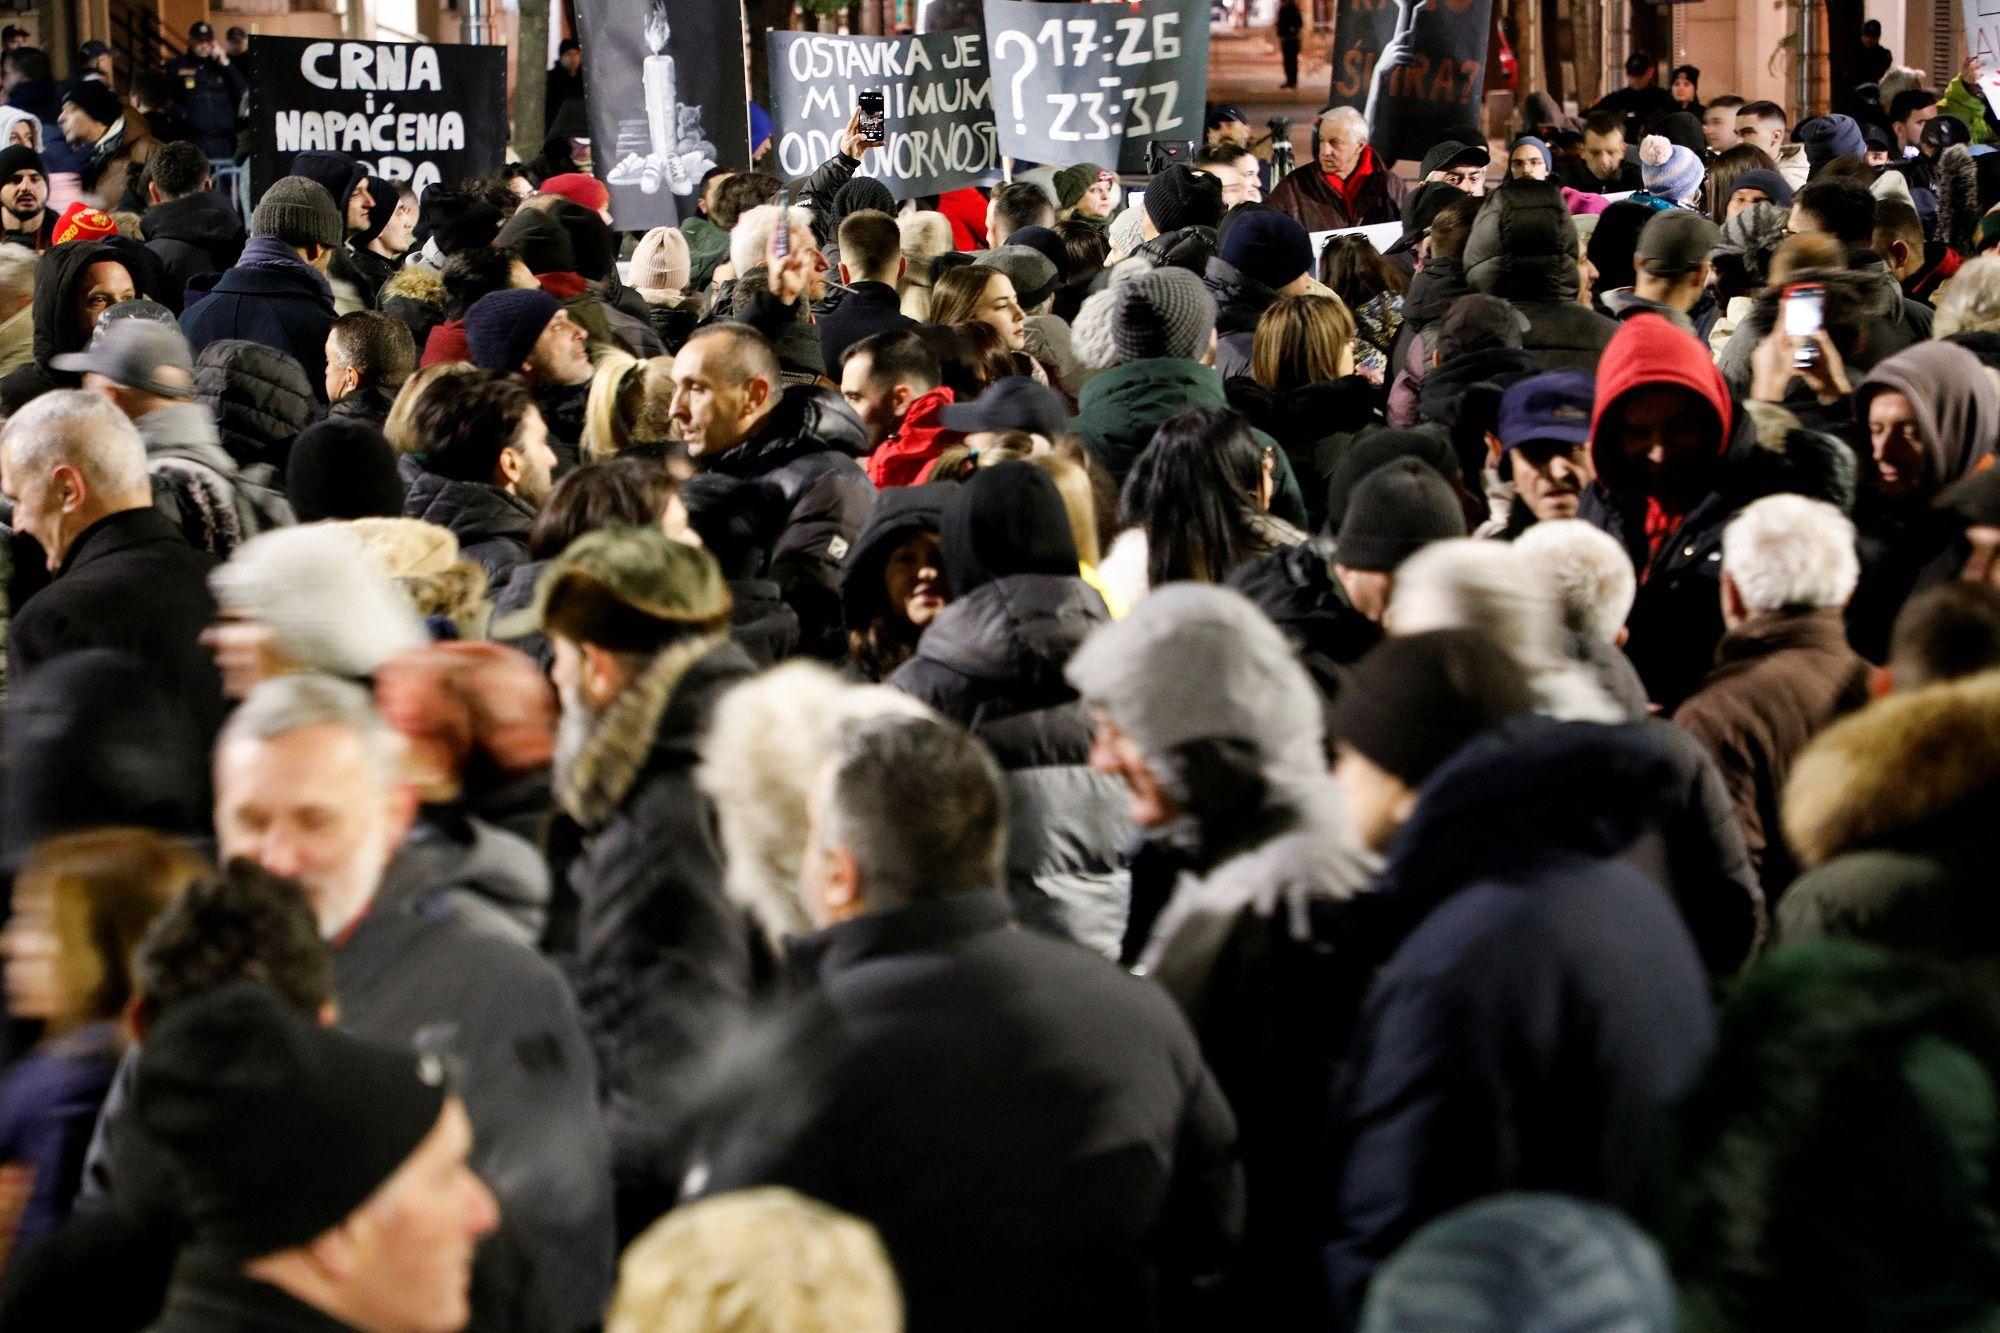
[56,312,291,558]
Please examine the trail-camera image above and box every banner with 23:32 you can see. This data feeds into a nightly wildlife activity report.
[982,0,1209,173]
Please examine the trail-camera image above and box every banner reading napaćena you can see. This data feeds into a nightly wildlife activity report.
[247,36,507,201]
[767,29,997,200]
[1326,0,1491,164]
[982,0,1208,174]
[577,0,750,231]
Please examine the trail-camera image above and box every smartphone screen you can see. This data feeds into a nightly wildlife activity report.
[772,187,791,259]
[858,90,886,147]
[1783,283,1824,367]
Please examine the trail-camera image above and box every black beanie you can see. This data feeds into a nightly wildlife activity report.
[1326,628,1536,787]
[1143,164,1224,234]
[61,78,121,130]
[1335,457,1467,571]
[546,199,614,281]
[286,419,407,522]
[353,176,398,247]
[1324,431,1462,536]
[134,982,447,1262]
[0,143,44,185]
[833,176,896,223]
[497,205,575,276]
[432,198,503,256]
[289,150,366,215]
[941,460,1079,597]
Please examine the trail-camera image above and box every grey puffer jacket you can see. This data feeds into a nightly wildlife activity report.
[890,572,1133,956]
[138,401,294,560]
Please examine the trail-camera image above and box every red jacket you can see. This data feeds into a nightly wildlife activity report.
[867,387,958,488]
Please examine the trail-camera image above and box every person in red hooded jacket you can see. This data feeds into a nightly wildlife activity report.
[841,329,959,489]
[1580,313,1857,710]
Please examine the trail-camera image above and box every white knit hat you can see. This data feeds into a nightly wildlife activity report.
[210,525,427,680]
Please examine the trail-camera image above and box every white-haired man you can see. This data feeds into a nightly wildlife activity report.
[212,673,616,1326]
[1673,494,1871,899]
[0,388,225,734]
[1265,105,1407,231]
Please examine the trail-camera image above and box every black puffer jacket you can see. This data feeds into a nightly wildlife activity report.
[1204,255,1278,338]
[1225,538,1381,706]
[0,240,127,411]
[891,573,1133,955]
[141,191,246,311]
[1224,376,1382,528]
[1462,181,1620,371]
[402,471,536,589]
[701,386,873,660]
[193,339,316,475]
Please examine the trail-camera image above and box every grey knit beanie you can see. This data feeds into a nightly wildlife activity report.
[250,176,344,250]
[1073,263,1216,366]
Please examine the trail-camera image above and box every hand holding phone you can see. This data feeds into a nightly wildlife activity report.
[1782,282,1824,369]
[857,90,886,148]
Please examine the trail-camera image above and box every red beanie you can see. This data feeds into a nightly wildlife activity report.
[539,172,610,215]
[51,200,116,245]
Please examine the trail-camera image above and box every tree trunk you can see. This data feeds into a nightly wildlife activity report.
[514,0,549,159]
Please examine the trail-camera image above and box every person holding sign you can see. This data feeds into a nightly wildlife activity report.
[1266,106,1406,232]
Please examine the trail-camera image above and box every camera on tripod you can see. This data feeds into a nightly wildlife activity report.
[1145,139,1197,172]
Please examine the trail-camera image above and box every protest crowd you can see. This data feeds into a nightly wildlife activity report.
[3,12,2000,1331]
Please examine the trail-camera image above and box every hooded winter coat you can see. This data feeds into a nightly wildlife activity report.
[379,809,552,946]
[1066,584,1376,1324]
[1266,146,1408,230]
[181,241,339,402]
[689,888,1243,1333]
[1462,181,1620,371]
[138,401,293,560]
[192,339,316,474]
[1846,340,2000,660]
[840,484,953,682]
[402,471,536,591]
[142,190,246,311]
[0,240,133,412]
[336,875,616,1329]
[1073,357,1311,527]
[1778,672,2000,1025]
[1580,315,1857,708]
[1321,719,1716,1318]
[891,466,1132,955]
[700,386,874,659]
[1672,608,1871,901]
[865,386,958,489]
[545,634,760,1228]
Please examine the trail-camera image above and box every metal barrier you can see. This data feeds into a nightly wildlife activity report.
[211,159,250,222]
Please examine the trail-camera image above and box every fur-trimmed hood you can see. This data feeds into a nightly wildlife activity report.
[1784,670,2000,867]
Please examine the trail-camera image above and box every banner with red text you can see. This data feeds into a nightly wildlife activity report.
[1327,0,1491,165]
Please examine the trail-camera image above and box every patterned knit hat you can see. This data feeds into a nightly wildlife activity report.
[1108,206,1147,256]
[1638,135,1705,206]
[1052,162,1102,211]
[50,199,115,245]
[1072,262,1216,365]
[248,175,343,249]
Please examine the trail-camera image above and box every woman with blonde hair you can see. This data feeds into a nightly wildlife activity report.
[0,829,203,1266]
[1225,293,1376,530]
[896,211,954,320]
[581,353,678,462]
[338,517,491,639]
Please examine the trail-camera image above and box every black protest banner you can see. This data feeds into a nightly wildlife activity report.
[983,0,1208,173]
[1326,0,1491,164]
[767,30,997,200]
[247,37,506,200]
[577,0,749,230]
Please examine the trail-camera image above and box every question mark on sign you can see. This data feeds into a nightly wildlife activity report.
[992,29,1036,135]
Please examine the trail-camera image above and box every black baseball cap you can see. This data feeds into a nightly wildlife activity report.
[1388,181,1467,253]
[189,20,214,38]
[1419,140,1491,179]
[938,376,1071,438]
[77,40,109,61]
[1206,104,1248,130]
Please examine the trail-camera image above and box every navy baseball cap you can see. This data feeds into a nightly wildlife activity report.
[78,40,110,60]
[1496,370,1596,452]
[1206,104,1248,130]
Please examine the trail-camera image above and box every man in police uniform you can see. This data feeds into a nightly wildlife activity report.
[164,21,244,159]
